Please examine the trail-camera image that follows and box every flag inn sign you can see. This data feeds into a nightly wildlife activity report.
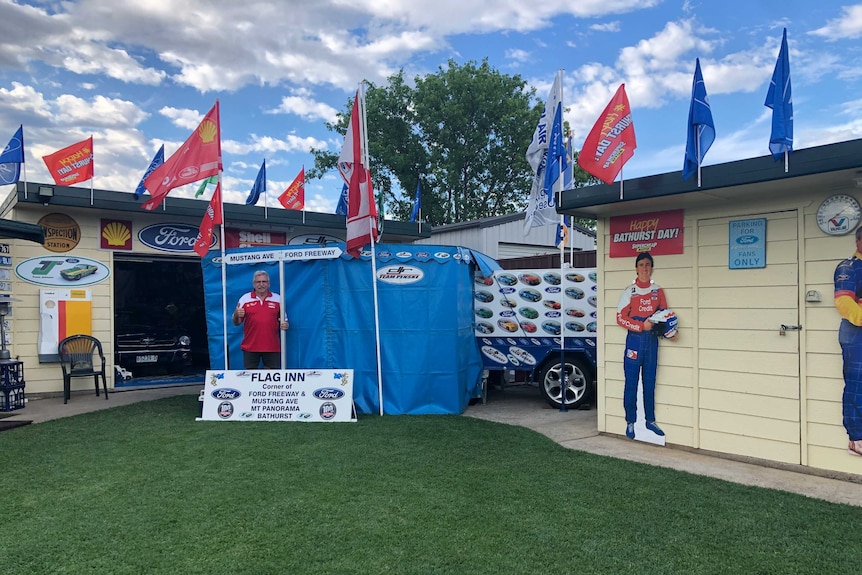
[728,218,766,269]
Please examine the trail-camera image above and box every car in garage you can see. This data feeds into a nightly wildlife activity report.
[115,324,192,375]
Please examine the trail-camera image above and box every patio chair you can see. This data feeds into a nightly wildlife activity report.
[58,334,109,404]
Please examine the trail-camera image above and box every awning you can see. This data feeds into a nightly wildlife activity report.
[0,219,45,244]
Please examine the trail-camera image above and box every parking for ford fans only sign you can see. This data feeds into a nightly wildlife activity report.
[199,369,355,422]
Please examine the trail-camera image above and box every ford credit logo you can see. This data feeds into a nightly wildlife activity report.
[212,388,242,400]
[313,388,345,400]
[736,235,758,245]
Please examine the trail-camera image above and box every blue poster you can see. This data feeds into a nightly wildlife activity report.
[729,218,766,269]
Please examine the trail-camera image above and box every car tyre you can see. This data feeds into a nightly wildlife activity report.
[537,355,592,409]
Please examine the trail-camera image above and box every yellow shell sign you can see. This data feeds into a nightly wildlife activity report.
[100,219,133,250]
[38,213,81,253]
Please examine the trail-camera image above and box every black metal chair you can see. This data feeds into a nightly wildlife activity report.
[58,335,109,404]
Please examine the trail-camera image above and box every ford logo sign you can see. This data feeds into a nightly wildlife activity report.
[313,388,345,400]
[736,235,758,245]
[139,223,205,253]
[212,388,242,400]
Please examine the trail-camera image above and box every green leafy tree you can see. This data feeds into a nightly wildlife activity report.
[310,60,538,225]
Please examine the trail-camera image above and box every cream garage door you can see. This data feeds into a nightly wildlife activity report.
[697,210,801,464]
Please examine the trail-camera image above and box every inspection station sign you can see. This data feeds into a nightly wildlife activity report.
[199,369,355,423]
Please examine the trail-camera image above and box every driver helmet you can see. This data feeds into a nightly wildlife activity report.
[648,309,678,339]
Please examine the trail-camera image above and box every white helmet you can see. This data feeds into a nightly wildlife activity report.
[649,309,678,339]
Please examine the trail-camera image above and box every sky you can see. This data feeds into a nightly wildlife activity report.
[0,0,860,214]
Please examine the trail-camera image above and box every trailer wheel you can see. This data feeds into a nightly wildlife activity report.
[538,355,592,409]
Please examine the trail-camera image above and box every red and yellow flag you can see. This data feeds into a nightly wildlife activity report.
[42,136,94,185]
[577,84,637,185]
[193,182,222,257]
[142,101,222,210]
[278,167,305,210]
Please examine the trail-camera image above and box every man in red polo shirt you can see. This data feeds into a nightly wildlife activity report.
[232,270,289,369]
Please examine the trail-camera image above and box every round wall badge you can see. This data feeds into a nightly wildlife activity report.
[816,194,861,236]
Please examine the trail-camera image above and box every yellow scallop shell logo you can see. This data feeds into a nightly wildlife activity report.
[102,221,131,246]
[198,119,218,143]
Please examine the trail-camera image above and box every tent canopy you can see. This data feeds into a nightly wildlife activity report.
[0,219,44,243]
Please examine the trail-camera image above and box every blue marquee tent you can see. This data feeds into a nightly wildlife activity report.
[201,244,498,415]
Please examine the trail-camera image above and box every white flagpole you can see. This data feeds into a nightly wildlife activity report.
[619,167,624,200]
[22,154,28,200]
[556,69,567,413]
[218,172,229,369]
[360,83,385,416]
[90,135,94,206]
[696,129,702,188]
[279,259,286,370]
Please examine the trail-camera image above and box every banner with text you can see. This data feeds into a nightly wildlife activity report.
[199,369,355,422]
[609,209,684,257]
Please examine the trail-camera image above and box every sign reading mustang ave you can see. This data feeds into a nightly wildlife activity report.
[198,369,355,423]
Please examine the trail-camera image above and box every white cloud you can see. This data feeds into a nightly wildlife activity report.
[809,4,862,39]
[590,21,620,33]
[269,96,340,123]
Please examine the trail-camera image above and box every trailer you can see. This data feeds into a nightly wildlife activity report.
[474,267,598,409]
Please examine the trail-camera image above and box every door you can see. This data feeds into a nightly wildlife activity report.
[696,210,801,464]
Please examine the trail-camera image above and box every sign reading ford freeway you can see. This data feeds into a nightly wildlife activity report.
[138,222,211,253]
[223,246,343,264]
[198,369,355,422]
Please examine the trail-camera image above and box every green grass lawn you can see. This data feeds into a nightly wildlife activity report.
[0,395,859,574]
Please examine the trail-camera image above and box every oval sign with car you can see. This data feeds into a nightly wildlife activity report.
[15,255,110,286]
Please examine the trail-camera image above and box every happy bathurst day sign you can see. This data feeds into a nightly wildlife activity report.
[609,209,684,258]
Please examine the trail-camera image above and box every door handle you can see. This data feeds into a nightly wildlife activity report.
[779,324,802,336]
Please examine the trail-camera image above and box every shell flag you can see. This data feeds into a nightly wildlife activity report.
[142,101,222,210]
[577,84,637,185]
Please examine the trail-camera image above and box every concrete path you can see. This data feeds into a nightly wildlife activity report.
[464,384,862,508]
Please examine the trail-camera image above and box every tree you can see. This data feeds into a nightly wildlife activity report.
[310,59,538,225]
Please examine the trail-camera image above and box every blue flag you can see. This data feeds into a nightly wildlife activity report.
[134,144,164,199]
[0,125,24,164]
[683,58,715,181]
[409,181,421,222]
[543,82,568,204]
[246,160,266,205]
[0,124,23,185]
[765,28,793,161]
[335,183,348,215]
[563,131,573,189]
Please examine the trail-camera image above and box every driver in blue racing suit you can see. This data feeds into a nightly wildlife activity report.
[616,252,677,440]
[833,226,862,457]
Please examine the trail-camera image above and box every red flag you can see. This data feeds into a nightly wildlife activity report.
[193,182,222,257]
[577,84,637,185]
[142,101,222,210]
[337,91,378,257]
[42,136,94,185]
[278,167,305,210]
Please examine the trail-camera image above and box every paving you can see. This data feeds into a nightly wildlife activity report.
[3,382,862,508]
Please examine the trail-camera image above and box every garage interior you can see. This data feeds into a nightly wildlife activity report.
[113,256,210,385]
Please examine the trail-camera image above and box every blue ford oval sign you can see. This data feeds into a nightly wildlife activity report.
[138,223,208,253]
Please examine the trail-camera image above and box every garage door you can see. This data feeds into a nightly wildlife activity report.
[696,210,801,464]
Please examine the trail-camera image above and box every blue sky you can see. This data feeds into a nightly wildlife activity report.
[0,0,860,213]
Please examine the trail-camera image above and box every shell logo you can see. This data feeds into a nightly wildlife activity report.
[198,119,218,143]
[102,221,131,246]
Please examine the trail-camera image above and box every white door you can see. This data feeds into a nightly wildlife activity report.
[696,210,801,464]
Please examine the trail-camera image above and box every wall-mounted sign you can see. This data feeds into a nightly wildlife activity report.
[729,218,766,269]
[609,209,684,257]
[224,228,286,249]
[138,222,208,253]
[38,288,92,362]
[38,213,81,253]
[100,219,133,250]
[377,265,425,285]
[288,233,342,246]
[15,255,110,287]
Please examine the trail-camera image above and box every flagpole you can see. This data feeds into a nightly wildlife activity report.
[696,130,702,188]
[90,135,94,206]
[360,82,385,416]
[619,168,624,200]
[556,69,567,413]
